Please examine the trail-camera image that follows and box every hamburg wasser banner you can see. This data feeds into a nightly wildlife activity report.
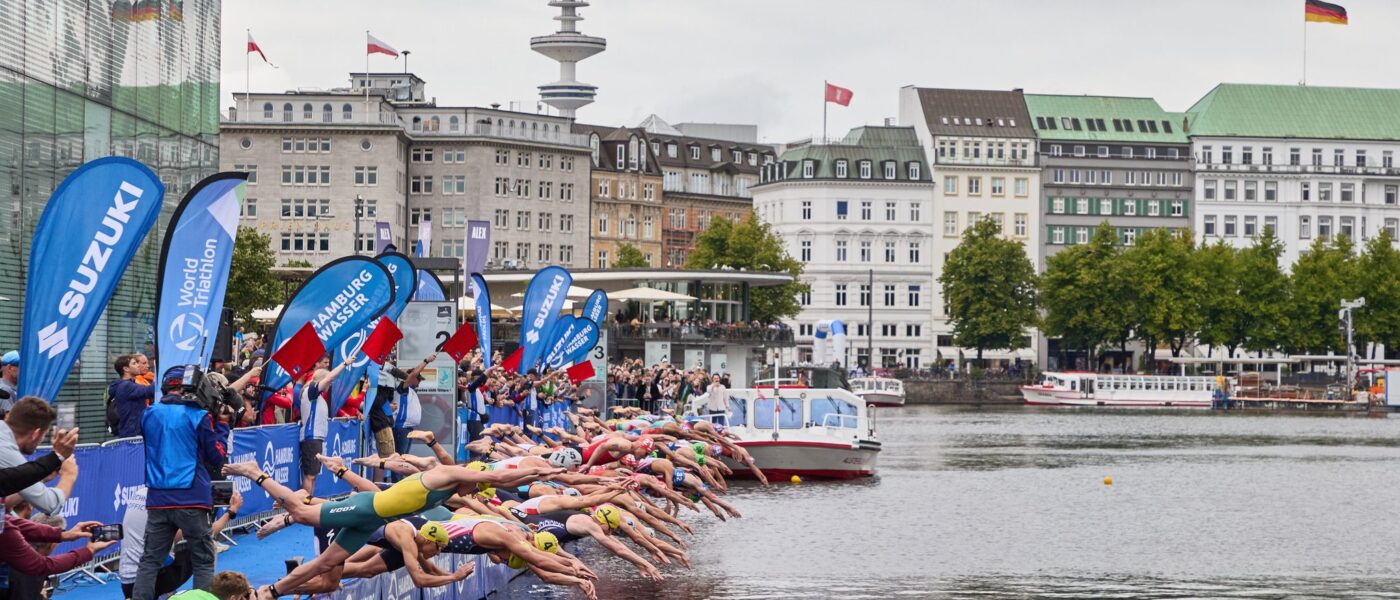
[542,315,599,370]
[329,251,416,415]
[155,172,246,374]
[263,256,395,395]
[515,266,572,374]
[468,273,493,369]
[20,157,165,401]
[581,288,608,324]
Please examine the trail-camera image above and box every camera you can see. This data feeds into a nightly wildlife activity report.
[178,365,245,422]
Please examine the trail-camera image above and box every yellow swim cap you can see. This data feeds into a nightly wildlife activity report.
[477,486,496,499]
[507,553,527,569]
[418,522,449,547]
[465,461,490,472]
[592,504,622,530]
[533,531,560,554]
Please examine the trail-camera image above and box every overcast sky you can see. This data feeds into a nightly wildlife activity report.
[223,0,1400,143]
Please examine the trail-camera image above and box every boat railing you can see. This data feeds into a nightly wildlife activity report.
[819,414,859,430]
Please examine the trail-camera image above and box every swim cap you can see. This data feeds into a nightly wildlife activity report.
[619,454,639,469]
[711,444,724,457]
[563,487,581,497]
[548,448,582,470]
[477,487,496,500]
[635,436,655,454]
[672,467,688,488]
[692,442,707,456]
[418,522,449,547]
[696,454,707,467]
[465,461,490,472]
[507,532,561,568]
[592,504,622,530]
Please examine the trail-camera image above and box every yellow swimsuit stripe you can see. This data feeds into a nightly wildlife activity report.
[372,473,432,517]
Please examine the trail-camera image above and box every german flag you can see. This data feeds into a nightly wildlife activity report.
[1305,0,1348,25]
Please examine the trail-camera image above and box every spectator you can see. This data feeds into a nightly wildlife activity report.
[119,486,243,599]
[5,512,65,600]
[368,365,405,480]
[0,426,74,499]
[168,571,252,600]
[297,356,351,495]
[110,354,156,438]
[0,351,18,416]
[0,399,75,520]
[705,374,728,418]
[132,366,233,600]
[0,513,112,584]
[394,355,433,459]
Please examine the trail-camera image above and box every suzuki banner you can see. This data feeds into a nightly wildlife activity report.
[540,315,579,370]
[155,172,247,374]
[20,157,165,401]
[581,288,608,324]
[262,257,395,395]
[329,252,417,416]
[464,220,490,279]
[515,266,572,374]
[468,273,493,368]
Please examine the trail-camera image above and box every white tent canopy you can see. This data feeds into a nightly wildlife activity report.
[509,285,594,299]
[606,287,695,302]
[506,299,575,312]
[458,296,514,314]
[251,305,282,322]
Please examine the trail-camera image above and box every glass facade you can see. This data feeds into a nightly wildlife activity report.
[0,0,221,436]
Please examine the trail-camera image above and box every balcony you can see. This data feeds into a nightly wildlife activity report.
[1197,163,1400,177]
[490,321,794,348]
[933,157,1033,168]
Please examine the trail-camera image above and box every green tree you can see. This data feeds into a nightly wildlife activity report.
[614,243,649,268]
[1194,241,1245,356]
[1123,228,1202,367]
[283,259,313,268]
[685,213,808,323]
[1236,229,1291,355]
[226,227,281,328]
[1039,223,1123,367]
[939,217,1038,363]
[1286,235,1356,354]
[1354,231,1400,357]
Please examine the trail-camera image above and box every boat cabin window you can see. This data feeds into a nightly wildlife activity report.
[754,398,804,429]
[727,398,748,427]
[810,396,858,428]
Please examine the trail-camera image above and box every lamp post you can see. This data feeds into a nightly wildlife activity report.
[354,194,364,255]
[1340,297,1365,398]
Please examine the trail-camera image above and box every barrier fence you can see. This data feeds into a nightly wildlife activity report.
[32,409,575,598]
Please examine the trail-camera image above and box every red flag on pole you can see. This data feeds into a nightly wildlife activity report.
[270,323,326,381]
[566,361,595,385]
[247,32,275,66]
[439,323,479,363]
[825,83,853,106]
[360,319,403,364]
[367,32,399,57]
[501,348,523,373]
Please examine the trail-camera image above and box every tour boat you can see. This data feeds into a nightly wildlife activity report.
[849,376,906,407]
[1020,372,1219,408]
[702,387,880,480]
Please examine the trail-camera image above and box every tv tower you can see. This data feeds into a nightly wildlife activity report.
[530,0,606,118]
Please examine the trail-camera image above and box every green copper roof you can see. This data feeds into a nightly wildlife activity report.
[1023,94,1188,144]
[1185,83,1400,141]
[840,126,922,147]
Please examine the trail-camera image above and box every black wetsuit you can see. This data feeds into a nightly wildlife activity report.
[520,510,586,544]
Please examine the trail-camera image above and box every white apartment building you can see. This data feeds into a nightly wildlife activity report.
[754,127,935,370]
[220,72,592,270]
[1189,84,1400,267]
[899,86,1040,366]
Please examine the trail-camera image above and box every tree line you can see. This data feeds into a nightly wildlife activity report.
[940,219,1400,370]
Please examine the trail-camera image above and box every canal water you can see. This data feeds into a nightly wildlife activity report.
[508,406,1400,598]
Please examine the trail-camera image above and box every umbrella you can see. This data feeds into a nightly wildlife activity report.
[606,287,696,302]
[509,285,593,299]
[458,296,515,316]
[251,305,282,322]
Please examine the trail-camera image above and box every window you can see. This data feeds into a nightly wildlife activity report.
[1122,147,1134,160]
[991,177,1005,196]
[410,175,433,195]
[860,240,872,262]
[1302,182,1311,201]
[1387,218,1399,240]
[1122,228,1137,246]
[1341,216,1355,240]
[1050,144,1063,157]
[1319,182,1332,202]
[1204,215,1217,236]
[597,212,608,233]
[353,166,378,186]
[908,242,921,263]
[835,160,847,178]
[1125,200,1137,216]
[1069,170,1080,184]
[1341,183,1354,202]
[1319,216,1333,240]
[1015,178,1028,196]
[1074,145,1085,157]
[836,240,847,262]
[884,241,896,262]
[1052,169,1064,184]
[1244,181,1257,201]
[1264,216,1277,235]
[835,284,848,307]
[1052,198,1065,214]
[1224,215,1237,237]
[1290,148,1301,166]
[1053,227,1065,244]
[1076,228,1089,244]
[1386,185,1397,205]
[409,207,432,226]
[968,177,982,195]
[884,162,896,179]
[944,212,958,235]
[1169,148,1181,160]
[907,162,921,180]
[800,240,811,261]
[596,251,609,269]
[1387,151,1395,169]
[799,291,811,307]
[599,179,610,197]
[859,161,872,179]
[860,201,872,220]
[1300,216,1312,239]
[802,160,815,178]
[836,201,848,220]
[1098,146,1109,158]
[1241,147,1252,164]
[1313,148,1323,166]
[539,212,552,231]
[859,285,870,307]
[885,202,897,221]
[1244,215,1258,237]
[1223,181,1236,201]
[908,285,922,307]
[494,209,509,227]
[883,285,896,306]
[910,202,922,222]
[944,176,958,195]
[560,214,574,232]
[1076,198,1089,215]
[1100,199,1113,215]
[1171,201,1184,217]
[1201,146,1212,163]
[241,198,257,218]
[1334,149,1345,167]
[802,201,812,220]
[1014,213,1027,237]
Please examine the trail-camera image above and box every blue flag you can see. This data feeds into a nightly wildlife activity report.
[329,252,417,415]
[582,289,608,324]
[413,269,447,301]
[468,273,493,369]
[540,315,579,370]
[20,158,164,401]
[262,257,395,395]
[154,173,246,374]
[544,316,598,370]
[516,266,572,374]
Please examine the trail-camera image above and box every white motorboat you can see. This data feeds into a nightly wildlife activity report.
[1020,371,1220,408]
[706,387,880,480]
[850,376,906,407]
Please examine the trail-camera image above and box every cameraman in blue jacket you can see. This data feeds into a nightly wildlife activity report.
[132,366,231,600]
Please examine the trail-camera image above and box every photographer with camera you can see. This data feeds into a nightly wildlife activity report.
[132,366,235,600]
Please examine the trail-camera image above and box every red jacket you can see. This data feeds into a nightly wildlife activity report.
[0,516,93,576]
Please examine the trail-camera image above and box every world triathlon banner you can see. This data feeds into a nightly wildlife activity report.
[328,252,417,416]
[262,256,395,395]
[20,157,164,401]
[468,273,493,369]
[515,266,572,374]
[154,172,246,374]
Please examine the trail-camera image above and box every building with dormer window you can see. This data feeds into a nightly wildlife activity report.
[575,124,665,268]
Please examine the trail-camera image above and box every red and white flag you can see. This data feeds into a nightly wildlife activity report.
[367,32,399,57]
[825,82,853,107]
[247,32,276,67]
